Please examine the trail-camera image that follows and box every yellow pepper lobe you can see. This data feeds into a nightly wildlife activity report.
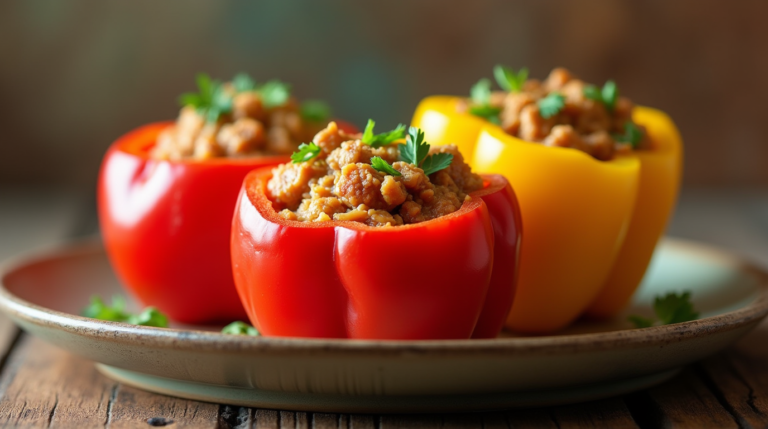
[584,107,683,319]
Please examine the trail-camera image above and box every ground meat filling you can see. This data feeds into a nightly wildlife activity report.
[266,123,484,227]
[152,81,326,161]
[460,67,653,161]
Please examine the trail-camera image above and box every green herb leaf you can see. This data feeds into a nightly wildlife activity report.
[627,291,698,328]
[468,105,502,125]
[614,122,644,148]
[583,80,618,111]
[602,80,618,111]
[399,127,453,175]
[232,73,257,92]
[400,126,430,166]
[178,73,233,123]
[300,100,331,123]
[654,292,699,325]
[583,84,602,101]
[628,315,655,329]
[493,65,528,93]
[126,307,169,328]
[82,296,128,322]
[421,152,454,176]
[222,321,260,336]
[470,78,493,105]
[537,93,565,119]
[82,295,169,328]
[291,142,321,163]
[259,80,291,108]
[361,119,406,149]
[371,156,401,176]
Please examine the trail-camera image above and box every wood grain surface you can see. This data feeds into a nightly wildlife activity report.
[0,317,765,428]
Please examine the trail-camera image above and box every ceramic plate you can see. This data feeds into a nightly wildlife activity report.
[1,238,766,413]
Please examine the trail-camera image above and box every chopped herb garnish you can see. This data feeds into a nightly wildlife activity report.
[361,119,406,149]
[290,142,321,163]
[494,65,528,93]
[470,78,493,105]
[468,105,502,125]
[537,93,565,119]
[421,152,454,176]
[179,73,233,123]
[232,73,257,92]
[222,321,260,336]
[399,126,453,175]
[259,79,291,108]
[82,295,169,328]
[614,122,644,148]
[583,80,618,111]
[371,156,401,176]
[300,100,332,123]
[628,291,699,329]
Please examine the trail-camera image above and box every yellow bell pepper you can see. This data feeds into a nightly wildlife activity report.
[584,107,683,318]
[412,96,682,333]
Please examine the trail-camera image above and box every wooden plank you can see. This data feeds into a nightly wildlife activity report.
[379,414,443,429]
[635,368,739,428]
[697,352,768,428]
[550,398,638,429]
[0,335,220,428]
[0,335,114,428]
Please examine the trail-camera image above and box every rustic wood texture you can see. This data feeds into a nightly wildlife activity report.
[0,322,765,428]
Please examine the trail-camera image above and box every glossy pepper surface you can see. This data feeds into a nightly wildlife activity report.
[98,123,288,323]
[413,96,682,333]
[231,168,522,339]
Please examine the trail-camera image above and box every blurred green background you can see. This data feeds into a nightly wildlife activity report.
[1,0,767,189]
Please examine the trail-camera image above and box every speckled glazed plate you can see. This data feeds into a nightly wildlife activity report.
[1,238,767,413]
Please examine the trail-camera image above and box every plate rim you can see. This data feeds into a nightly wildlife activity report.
[2,237,767,357]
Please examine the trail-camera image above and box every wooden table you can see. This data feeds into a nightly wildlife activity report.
[0,187,767,428]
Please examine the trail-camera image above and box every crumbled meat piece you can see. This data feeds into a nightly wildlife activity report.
[326,140,398,171]
[192,123,222,159]
[519,104,557,142]
[217,118,266,155]
[583,131,615,161]
[544,68,573,91]
[233,92,265,121]
[313,121,361,156]
[543,125,588,153]
[335,163,404,211]
[294,196,347,222]
[501,92,536,136]
[267,161,328,210]
[334,205,404,227]
[428,145,483,193]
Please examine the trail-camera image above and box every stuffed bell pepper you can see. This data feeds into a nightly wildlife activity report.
[231,121,522,339]
[99,73,354,323]
[412,67,682,333]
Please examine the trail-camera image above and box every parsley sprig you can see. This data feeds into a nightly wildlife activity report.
[82,295,169,328]
[370,156,401,176]
[300,100,332,123]
[614,122,644,148]
[537,93,565,119]
[291,142,321,163]
[628,291,699,328]
[583,80,618,111]
[400,127,453,176]
[468,78,502,125]
[179,73,233,123]
[221,321,260,336]
[361,119,406,148]
[259,79,291,109]
[494,65,528,93]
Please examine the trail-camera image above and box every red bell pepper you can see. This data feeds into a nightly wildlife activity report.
[230,168,522,339]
